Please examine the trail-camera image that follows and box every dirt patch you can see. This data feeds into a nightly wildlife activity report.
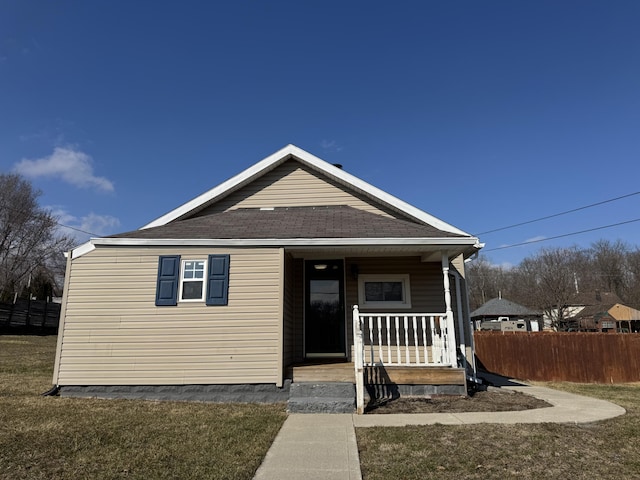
[365,388,551,414]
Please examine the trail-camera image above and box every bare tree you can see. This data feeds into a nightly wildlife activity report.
[0,174,74,302]
[468,239,640,325]
[623,247,640,308]
[587,239,630,300]
[513,247,586,330]
[466,255,514,310]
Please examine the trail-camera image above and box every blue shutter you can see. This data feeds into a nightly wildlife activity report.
[156,255,180,306]
[206,254,230,306]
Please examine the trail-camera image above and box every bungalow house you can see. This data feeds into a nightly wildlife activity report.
[52,145,482,412]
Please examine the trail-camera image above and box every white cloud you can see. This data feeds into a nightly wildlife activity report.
[14,146,114,192]
[78,213,121,236]
[320,139,343,152]
[49,207,121,243]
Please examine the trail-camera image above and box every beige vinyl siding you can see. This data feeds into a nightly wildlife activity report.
[56,246,283,386]
[292,258,304,363]
[194,160,401,218]
[344,256,446,353]
[282,253,294,368]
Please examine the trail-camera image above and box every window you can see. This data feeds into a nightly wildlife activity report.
[358,274,411,309]
[156,255,230,306]
[180,260,206,301]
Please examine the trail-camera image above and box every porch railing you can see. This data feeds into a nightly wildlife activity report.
[352,305,457,414]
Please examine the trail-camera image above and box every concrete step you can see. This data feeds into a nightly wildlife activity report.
[287,382,355,414]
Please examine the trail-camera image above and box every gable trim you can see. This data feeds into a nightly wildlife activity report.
[91,236,481,248]
[141,144,470,236]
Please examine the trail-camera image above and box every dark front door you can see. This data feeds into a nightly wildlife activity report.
[305,260,346,358]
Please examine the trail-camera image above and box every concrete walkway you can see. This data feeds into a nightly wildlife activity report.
[253,414,362,480]
[253,380,626,480]
[353,381,626,427]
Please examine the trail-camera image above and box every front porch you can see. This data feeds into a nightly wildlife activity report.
[285,305,468,413]
[281,251,475,413]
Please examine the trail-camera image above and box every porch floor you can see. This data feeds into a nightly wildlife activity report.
[288,362,355,383]
[287,362,466,386]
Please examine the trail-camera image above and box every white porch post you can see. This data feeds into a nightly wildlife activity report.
[441,254,458,366]
[453,271,466,369]
[352,305,365,415]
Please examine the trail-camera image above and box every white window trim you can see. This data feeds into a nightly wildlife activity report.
[179,259,207,302]
[358,274,412,309]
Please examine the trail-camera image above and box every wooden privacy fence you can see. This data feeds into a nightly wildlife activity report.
[474,331,640,383]
[0,299,60,333]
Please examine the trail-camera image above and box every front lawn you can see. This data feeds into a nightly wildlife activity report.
[357,381,640,479]
[0,335,286,480]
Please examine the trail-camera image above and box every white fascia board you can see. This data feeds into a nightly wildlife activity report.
[142,145,298,229]
[141,144,473,237]
[286,145,471,236]
[92,237,481,248]
[70,241,96,259]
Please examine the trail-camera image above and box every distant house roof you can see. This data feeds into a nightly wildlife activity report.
[569,291,622,306]
[572,304,615,320]
[571,303,640,321]
[471,297,541,318]
[110,205,465,240]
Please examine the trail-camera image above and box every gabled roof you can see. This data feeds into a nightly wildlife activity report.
[141,144,473,237]
[572,303,640,321]
[572,304,616,319]
[471,297,541,318]
[70,144,483,259]
[112,205,465,240]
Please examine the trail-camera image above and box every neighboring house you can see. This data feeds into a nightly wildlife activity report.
[568,302,640,332]
[471,297,542,332]
[544,291,625,331]
[52,145,483,407]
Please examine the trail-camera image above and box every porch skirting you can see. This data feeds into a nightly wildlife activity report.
[365,383,466,400]
[59,381,292,403]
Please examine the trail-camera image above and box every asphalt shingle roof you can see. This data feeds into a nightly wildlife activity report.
[471,297,541,318]
[569,291,622,306]
[110,205,467,240]
[572,304,616,319]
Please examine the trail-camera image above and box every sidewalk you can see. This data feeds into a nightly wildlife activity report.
[253,414,362,480]
[253,381,626,480]
[353,381,626,427]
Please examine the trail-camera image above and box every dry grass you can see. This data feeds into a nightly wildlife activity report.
[0,335,287,480]
[357,381,640,479]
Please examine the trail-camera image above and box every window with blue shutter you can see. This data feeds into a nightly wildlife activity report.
[156,255,180,306]
[206,254,230,306]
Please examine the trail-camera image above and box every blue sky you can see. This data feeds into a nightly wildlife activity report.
[1,1,639,267]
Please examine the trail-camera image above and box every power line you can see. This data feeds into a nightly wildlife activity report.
[483,218,640,252]
[1,204,101,237]
[57,223,100,237]
[476,191,640,236]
